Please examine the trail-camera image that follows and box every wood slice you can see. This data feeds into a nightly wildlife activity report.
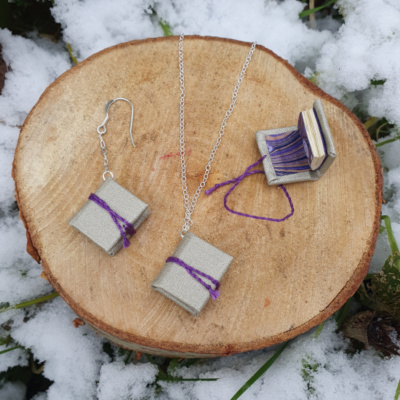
[13,36,382,357]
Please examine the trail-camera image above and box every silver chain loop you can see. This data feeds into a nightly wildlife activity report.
[178,34,256,236]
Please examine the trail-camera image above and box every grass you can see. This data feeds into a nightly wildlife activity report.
[299,0,337,18]
[364,116,397,143]
[313,320,326,338]
[159,19,173,37]
[143,354,217,386]
[335,298,353,330]
[395,378,400,400]
[66,43,78,65]
[0,292,59,314]
[301,355,320,397]
[230,341,291,400]
[381,215,400,255]
[0,345,23,355]
[376,135,400,148]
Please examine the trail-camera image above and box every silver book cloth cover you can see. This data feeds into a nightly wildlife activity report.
[69,177,150,255]
[151,232,234,316]
[255,98,337,185]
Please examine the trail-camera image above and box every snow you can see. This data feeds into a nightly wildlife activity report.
[0,219,51,305]
[51,0,331,68]
[12,298,110,400]
[0,0,400,399]
[0,29,70,127]
[313,0,400,125]
[51,0,161,61]
[0,381,26,400]
[0,345,27,374]
[156,321,400,400]
[155,0,332,68]
[97,362,158,400]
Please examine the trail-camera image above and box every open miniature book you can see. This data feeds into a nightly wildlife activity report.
[256,98,336,185]
[265,107,326,176]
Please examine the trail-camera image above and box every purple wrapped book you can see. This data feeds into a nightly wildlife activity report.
[255,98,337,185]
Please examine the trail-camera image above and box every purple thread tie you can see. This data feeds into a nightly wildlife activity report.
[88,193,136,249]
[205,155,294,222]
[166,256,220,300]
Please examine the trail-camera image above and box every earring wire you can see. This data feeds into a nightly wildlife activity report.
[97,98,135,147]
[96,98,135,181]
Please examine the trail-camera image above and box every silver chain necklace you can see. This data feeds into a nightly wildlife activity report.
[178,34,256,236]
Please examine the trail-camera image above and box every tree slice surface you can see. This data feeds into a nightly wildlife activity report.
[13,36,382,357]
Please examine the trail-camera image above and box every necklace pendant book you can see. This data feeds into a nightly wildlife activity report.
[152,35,256,316]
[69,98,150,256]
[152,232,233,316]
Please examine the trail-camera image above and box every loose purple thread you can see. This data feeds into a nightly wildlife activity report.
[205,155,294,222]
[166,256,220,300]
[88,193,136,249]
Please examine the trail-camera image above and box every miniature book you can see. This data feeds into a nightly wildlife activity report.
[152,232,233,316]
[256,98,336,185]
[69,178,150,255]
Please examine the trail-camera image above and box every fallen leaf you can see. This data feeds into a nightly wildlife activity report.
[72,318,84,328]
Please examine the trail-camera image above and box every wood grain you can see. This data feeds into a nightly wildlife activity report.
[12,36,382,357]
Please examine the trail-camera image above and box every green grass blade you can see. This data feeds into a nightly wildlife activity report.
[335,298,352,329]
[176,378,217,382]
[313,320,326,338]
[158,376,218,382]
[299,0,337,18]
[0,346,22,355]
[66,43,78,65]
[230,341,290,400]
[159,19,173,37]
[376,136,400,148]
[394,377,400,400]
[0,336,12,346]
[381,215,399,255]
[364,117,379,130]
[0,292,59,314]
[124,350,133,364]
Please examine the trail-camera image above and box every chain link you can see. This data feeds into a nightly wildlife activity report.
[96,98,135,181]
[97,125,112,179]
[179,34,256,236]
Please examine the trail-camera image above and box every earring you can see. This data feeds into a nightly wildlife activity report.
[69,98,150,256]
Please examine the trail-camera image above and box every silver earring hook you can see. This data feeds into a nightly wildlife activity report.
[96,98,135,147]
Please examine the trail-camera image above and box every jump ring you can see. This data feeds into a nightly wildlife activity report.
[102,171,114,181]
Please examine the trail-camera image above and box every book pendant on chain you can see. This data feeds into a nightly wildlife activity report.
[152,232,233,316]
[150,35,254,315]
[69,177,150,256]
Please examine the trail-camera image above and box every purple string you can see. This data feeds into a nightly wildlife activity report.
[205,155,294,222]
[88,193,136,249]
[166,256,220,300]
